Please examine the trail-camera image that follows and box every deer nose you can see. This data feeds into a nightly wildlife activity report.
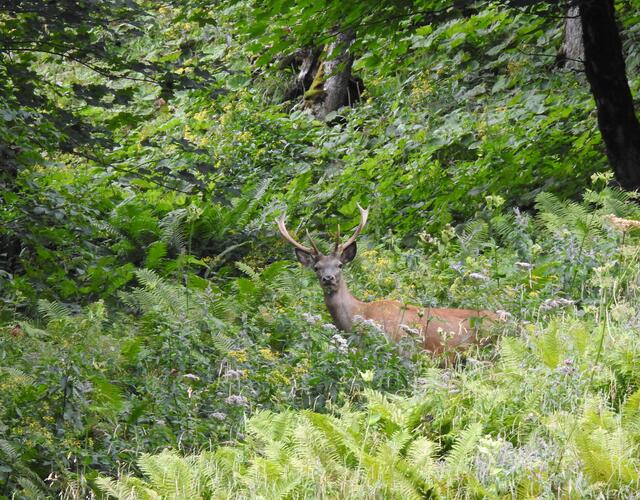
[322,275,335,284]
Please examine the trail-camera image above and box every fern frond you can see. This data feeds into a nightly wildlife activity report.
[443,422,483,476]
[137,450,197,498]
[37,299,71,323]
[406,436,437,480]
[622,389,640,436]
[235,261,259,281]
[499,337,530,373]
[0,439,18,460]
[457,219,490,254]
[533,322,563,369]
[160,208,188,251]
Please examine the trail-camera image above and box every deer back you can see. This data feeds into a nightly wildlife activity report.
[356,299,496,356]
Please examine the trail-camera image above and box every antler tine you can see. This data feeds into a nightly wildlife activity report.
[333,224,341,254]
[306,229,321,254]
[338,203,369,253]
[277,215,316,254]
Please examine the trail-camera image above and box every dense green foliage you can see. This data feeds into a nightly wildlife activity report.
[2,0,640,498]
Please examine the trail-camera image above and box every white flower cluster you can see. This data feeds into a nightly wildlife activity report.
[223,369,244,379]
[330,333,349,354]
[210,412,227,421]
[322,323,338,330]
[399,323,421,336]
[469,272,490,281]
[224,394,248,406]
[495,309,513,321]
[353,315,385,333]
[541,298,576,310]
[515,261,533,270]
[302,312,321,324]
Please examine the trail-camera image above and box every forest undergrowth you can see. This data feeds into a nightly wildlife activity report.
[2,1,640,498]
[4,182,640,498]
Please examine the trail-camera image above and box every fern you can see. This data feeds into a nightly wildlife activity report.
[406,436,438,483]
[235,261,259,281]
[443,422,483,477]
[0,439,18,460]
[0,439,49,496]
[621,388,640,438]
[533,322,563,369]
[160,208,189,252]
[136,451,198,498]
[0,366,35,386]
[498,337,530,374]
[535,192,603,243]
[37,299,71,323]
[457,219,490,255]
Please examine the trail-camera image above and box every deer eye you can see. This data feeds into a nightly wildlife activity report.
[338,263,343,268]
[314,264,320,271]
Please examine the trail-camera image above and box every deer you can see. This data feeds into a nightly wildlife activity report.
[277,205,497,361]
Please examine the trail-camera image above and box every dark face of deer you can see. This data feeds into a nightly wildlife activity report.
[295,242,357,293]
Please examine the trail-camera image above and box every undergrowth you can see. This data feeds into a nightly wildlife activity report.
[3,2,640,498]
[3,183,640,497]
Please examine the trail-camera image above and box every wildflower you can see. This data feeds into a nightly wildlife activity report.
[450,262,464,273]
[183,373,200,381]
[223,369,244,379]
[485,195,505,209]
[554,357,576,375]
[258,348,279,361]
[353,315,385,333]
[400,324,421,336]
[469,272,490,281]
[225,394,248,406]
[513,207,529,227]
[330,333,349,354]
[515,262,533,270]
[360,370,374,383]
[418,232,437,245]
[228,350,248,363]
[322,323,338,330]
[540,298,576,310]
[187,386,193,398]
[302,312,321,324]
[495,309,513,321]
[607,214,640,231]
[211,412,227,421]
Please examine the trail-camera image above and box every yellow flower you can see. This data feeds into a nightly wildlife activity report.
[269,369,291,385]
[193,110,209,122]
[184,127,197,142]
[293,359,310,376]
[258,348,279,361]
[228,350,248,363]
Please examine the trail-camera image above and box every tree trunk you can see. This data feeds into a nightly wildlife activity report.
[282,47,322,101]
[557,4,583,70]
[304,30,358,120]
[579,0,640,190]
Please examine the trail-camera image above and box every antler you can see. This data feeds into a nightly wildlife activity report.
[277,215,318,254]
[306,229,321,254]
[336,203,369,253]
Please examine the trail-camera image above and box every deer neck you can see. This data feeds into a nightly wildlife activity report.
[323,280,361,332]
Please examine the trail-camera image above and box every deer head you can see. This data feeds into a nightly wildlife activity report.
[277,204,369,294]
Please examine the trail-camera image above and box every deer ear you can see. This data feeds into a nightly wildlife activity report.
[340,241,357,264]
[294,248,316,268]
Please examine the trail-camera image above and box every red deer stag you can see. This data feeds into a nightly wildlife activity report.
[277,205,496,360]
